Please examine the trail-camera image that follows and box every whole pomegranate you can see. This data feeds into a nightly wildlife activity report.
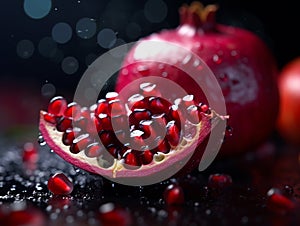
[115,2,279,155]
[277,57,300,146]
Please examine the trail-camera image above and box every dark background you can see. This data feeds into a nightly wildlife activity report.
[0,0,299,138]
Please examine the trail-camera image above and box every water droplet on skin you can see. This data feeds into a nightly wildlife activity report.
[212,54,222,64]
[182,54,192,65]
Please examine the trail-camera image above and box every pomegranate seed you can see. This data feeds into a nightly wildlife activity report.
[139,82,161,96]
[47,172,74,195]
[111,115,128,131]
[98,203,132,226]
[124,152,140,166]
[130,130,145,150]
[95,99,109,115]
[127,93,145,109]
[266,188,295,215]
[164,184,185,205]
[199,103,210,113]
[168,105,181,127]
[109,99,125,116]
[139,120,156,140]
[97,113,113,131]
[106,144,120,158]
[56,116,73,132]
[182,94,195,107]
[70,133,91,154]
[149,96,171,114]
[166,121,180,146]
[141,149,153,164]
[99,130,116,147]
[129,108,151,127]
[22,142,38,163]
[186,105,202,124]
[105,91,119,101]
[85,142,104,158]
[208,173,233,190]
[74,116,88,129]
[43,112,57,124]
[137,65,150,76]
[154,137,170,154]
[64,102,81,120]
[48,96,67,116]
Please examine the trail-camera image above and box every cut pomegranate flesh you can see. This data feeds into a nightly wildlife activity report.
[39,82,228,185]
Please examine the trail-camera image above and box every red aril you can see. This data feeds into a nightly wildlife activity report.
[277,57,300,146]
[164,184,185,205]
[39,81,228,186]
[98,203,132,226]
[115,1,279,156]
[47,172,74,195]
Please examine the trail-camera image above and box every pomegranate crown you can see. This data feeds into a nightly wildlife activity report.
[179,1,218,31]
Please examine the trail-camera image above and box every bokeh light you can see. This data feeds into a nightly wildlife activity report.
[51,22,73,44]
[23,0,52,19]
[38,37,58,58]
[144,0,168,23]
[97,28,117,49]
[126,22,141,40]
[16,40,35,59]
[61,56,79,75]
[41,83,56,97]
[76,18,97,39]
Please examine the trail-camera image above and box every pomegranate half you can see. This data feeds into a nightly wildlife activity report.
[39,82,228,186]
[115,2,279,155]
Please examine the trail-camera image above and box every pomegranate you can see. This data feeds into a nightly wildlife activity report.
[47,172,74,195]
[115,2,279,155]
[39,81,228,186]
[277,57,300,146]
[163,184,185,205]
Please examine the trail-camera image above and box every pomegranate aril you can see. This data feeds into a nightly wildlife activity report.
[130,129,145,150]
[266,188,295,214]
[62,127,81,146]
[98,203,132,226]
[85,142,104,158]
[43,112,57,124]
[64,102,81,120]
[149,96,171,114]
[99,130,116,147]
[95,99,109,115]
[182,94,195,107]
[111,114,128,131]
[129,108,151,127]
[106,144,120,158]
[127,93,145,109]
[141,149,153,165]
[199,103,210,114]
[97,113,113,131]
[208,173,233,190]
[124,152,140,166]
[168,105,181,127]
[140,82,161,96]
[109,99,126,116]
[70,133,91,154]
[186,105,202,124]
[106,91,119,101]
[56,116,73,132]
[22,142,38,163]
[139,120,156,140]
[166,121,180,146]
[164,184,185,205]
[48,96,67,116]
[154,137,170,154]
[47,172,74,195]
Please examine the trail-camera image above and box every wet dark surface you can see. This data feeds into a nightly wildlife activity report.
[1,134,300,226]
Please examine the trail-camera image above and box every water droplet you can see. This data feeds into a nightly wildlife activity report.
[182,54,192,65]
[212,54,222,64]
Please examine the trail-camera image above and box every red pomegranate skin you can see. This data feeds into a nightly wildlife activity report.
[115,3,279,156]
